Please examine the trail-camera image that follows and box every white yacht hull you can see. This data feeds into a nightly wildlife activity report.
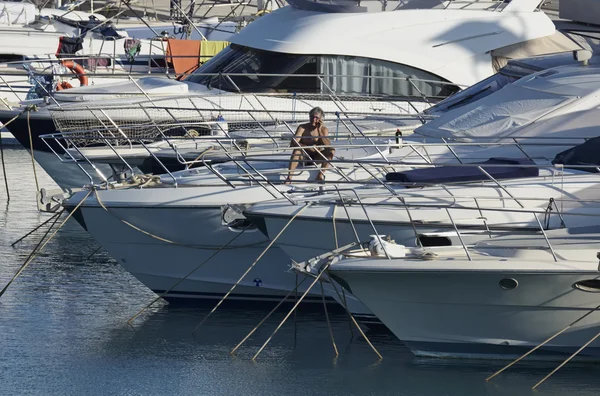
[331,267,600,359]
[250,210,555,263]
[65,187,368,311]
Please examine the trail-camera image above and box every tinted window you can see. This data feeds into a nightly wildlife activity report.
[186,44,458,98]
[321,56,458,98]
[185,44,318,92]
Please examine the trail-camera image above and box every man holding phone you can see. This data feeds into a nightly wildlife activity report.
[285,107,335,184]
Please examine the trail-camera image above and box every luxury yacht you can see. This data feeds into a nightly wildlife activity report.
[0,0,579,189]
[0,2,236,103]
[323,226,600,359]
[245,62,600,261]
[26,49,589,191]
[59,60,600,312]
[241,61,600,324]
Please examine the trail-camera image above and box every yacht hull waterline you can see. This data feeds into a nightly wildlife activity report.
[330,264,600,359]
[62,188,369,312]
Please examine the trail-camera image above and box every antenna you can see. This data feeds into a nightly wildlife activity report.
[573,49,592,66]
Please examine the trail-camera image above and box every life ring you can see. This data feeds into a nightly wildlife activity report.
[59,60,88,88]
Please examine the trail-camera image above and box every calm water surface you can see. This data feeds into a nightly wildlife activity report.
[1,147,600,396]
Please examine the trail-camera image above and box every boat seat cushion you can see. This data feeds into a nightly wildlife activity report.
[385,157,538,186]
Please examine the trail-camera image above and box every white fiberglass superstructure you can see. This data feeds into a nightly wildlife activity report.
[0,0,579,190]
[245,62,600,262]
[56,58,600,309]
[0,10,193,103]
[324,227,600,359]
[15,0,571,102]
[0,0,244,103]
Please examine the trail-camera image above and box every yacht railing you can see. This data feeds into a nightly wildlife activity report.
[0,59,465,103]
[0,38,203,70]
[38,127,600,259]
[441,0,509,11]
[39,126,401,189]
[301,193,584,263]
[46,90,431,145]
[0,54,216,102]
[38,129,597,191]
[288,172,600,262]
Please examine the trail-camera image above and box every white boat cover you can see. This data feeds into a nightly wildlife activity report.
[0,1,35,25]
[415,65,600,142]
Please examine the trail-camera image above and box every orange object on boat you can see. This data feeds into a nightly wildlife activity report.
[59,60,89,88]
[166,39,202,78]
[55,81,74,91]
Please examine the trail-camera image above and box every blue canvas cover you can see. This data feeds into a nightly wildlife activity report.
[385,157,539,186]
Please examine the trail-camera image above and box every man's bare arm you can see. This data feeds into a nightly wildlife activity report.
[290,125,305,147]
[319,126,332,147]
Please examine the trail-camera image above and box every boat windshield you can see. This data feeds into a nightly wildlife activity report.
[186,44,459,98]
[426,50,593,115]
[425,72,520,115]
[553,136,600,173]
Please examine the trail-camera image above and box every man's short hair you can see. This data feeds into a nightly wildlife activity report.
[309,107,324,119]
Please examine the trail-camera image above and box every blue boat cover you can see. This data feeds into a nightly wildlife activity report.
[385,158,538,186]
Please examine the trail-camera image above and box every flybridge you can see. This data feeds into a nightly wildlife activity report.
[284,0,545,13]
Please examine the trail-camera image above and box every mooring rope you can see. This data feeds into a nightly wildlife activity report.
[533,331,600,390]
[26,108,40,195]
[326,271,382,359]
[94,189,263,250]
[230,276,310,355]
[0,128,9,201]
[320,280,339,357]
[251,253,351,361]
[0,189,91,298]
[486,300,600,382]
[1,104,38,201]
[11,210,62,246]
[192,203,313,334]
[127,224,252,325]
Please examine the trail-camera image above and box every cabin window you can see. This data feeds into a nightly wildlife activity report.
[319,56,457,98]
[185,44,318,92]
[149,57,168,69]
[417,234,452,247]
[187,44,458,98]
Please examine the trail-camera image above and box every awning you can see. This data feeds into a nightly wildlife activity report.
[492,31,582,71]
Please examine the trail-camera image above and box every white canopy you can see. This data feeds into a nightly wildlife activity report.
[415,64,600,142]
